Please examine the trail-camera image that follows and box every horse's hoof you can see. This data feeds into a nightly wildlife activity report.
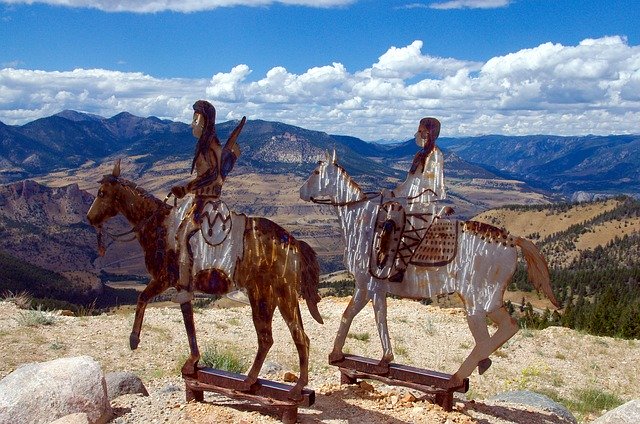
[478,358,492,375]
[448,374,463,389]
[287,386,304,402]
[181,361,198,376]
[129,333,140,350]
[328,351,345,365]
[239,377,259,393]
[370,361,390,376]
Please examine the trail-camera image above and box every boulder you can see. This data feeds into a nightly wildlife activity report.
[49,413,90,424]
[490,390,577,423]
[104,371,149,400]
[0,356,111,424]
[591,399,640,424]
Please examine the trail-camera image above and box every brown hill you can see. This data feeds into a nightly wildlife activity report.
[0,180,99,272]
[473,198,640,268]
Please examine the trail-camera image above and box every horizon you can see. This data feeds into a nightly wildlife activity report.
[6,108,640,143]
[1,0,640,140]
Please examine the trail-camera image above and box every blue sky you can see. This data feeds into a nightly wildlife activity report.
[1,0,640,140]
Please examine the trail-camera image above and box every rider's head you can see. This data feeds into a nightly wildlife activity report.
[192,100,217,141]
[415,117,440,149]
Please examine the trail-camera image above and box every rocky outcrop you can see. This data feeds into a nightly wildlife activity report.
[105,371,149,400]
[591,400,640,424]
[0,179,112,275]
[490,390,577,423]
[0,356,112,424]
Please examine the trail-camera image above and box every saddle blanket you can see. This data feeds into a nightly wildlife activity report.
[409,220,459,267]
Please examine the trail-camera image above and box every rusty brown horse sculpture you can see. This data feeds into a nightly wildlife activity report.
[87,161,323,399]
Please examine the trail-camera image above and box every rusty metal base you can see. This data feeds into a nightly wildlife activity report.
[183,367,315,424]
[331,355,468,411]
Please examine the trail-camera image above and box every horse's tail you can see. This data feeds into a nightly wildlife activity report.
[515,237,560,308]
[297,240,324,324]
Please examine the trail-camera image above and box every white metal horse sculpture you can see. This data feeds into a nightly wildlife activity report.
[299,152,558,386]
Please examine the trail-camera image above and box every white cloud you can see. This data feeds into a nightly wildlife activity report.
[428,0,511,10]
[2,36,640,139]
[372,40,481,79]
[0,68,208,123]
[0,0,356,13]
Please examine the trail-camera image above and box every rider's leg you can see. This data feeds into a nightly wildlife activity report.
[174,217,197,304]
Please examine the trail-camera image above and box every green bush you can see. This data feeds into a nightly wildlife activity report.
[199,345,248,374]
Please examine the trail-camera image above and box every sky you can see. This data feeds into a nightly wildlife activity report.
[1,0,640,141]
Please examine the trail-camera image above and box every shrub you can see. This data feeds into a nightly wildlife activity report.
[16,305,57,327]
[199,345,248,374]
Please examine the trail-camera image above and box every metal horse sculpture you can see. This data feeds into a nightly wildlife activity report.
[299,152,558,386]
[87,161,323,399]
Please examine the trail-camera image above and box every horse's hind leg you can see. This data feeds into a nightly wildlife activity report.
[451,306,517,386]
[330,287,369,364]
[279,302,310,401]
[371,290,393,373]
[241,293,276,391]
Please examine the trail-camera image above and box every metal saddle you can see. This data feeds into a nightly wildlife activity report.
[370,201,459,279]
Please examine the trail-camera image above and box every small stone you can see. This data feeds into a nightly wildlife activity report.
[283,372,298,383]
[359,381,374,392]
[401,392,417,403]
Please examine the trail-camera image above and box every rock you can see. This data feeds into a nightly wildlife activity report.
[159,383,182,394]
[0,356,112,424]
[359,381,375,392]
[591,399,640,423]
[49,413,90,424]
[104,371,149,400]
[401,392,417,403]
[261,361,283,375]
[283,372,298,383]
[490,390,577,424]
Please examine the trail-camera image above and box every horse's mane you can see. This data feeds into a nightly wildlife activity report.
[331,161,365,195]
[101,174,169,210]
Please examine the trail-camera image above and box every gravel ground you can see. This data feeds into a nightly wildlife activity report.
[1,297,639,423]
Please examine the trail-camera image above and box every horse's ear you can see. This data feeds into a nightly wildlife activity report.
[331,149,337,164]
[112,159,121,178]
[324,151,332,162]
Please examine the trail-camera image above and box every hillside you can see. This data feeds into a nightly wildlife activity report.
[0,179,100,273]
[475,197,640,339]
[473,197,640,268]
[439,134,640,199]
[1,297,637,423]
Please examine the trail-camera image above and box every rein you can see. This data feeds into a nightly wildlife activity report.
[94,179,172,253]
[103,227,138,242]
[310,191,381,207]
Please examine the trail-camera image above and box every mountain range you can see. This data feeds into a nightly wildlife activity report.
[2,110,638,200]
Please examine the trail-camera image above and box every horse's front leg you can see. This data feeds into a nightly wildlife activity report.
[330,286,369,364]
[371,290,393,374]
[179,300,200,375]
[130,279,166,350]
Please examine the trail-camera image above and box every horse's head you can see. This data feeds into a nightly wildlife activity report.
[300,151,340,203]
[87,160,123,229]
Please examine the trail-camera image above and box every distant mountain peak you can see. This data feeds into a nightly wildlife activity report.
[55,110,104,123]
